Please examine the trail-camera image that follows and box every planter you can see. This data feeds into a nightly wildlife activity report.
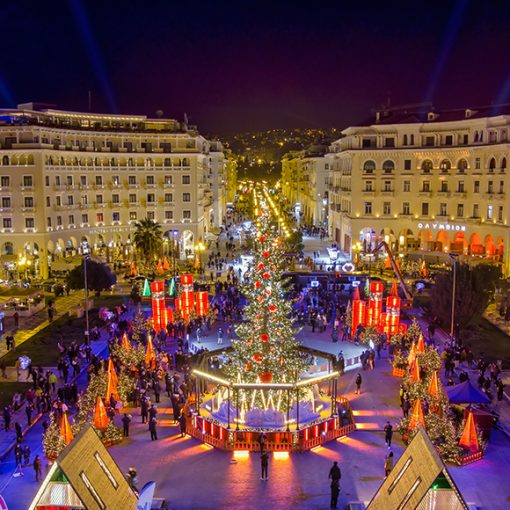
[460,450,483,465]
[392,367,406,377]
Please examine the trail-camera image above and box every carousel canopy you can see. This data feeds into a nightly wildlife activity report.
[445,379,490,404]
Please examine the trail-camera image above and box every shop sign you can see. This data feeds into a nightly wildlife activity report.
[417,222,466,232]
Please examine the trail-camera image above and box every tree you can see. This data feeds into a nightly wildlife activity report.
[284,230,304,255]
[224,214,310,409]
[431,263,501,330]
[133,218,162,264]
[66,260,116,296]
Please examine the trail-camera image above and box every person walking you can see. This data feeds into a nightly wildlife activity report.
[329,461,341,485]
[384,421,393,448]
[23,444,31,467]
[384,451,394,477]
[14,443,23,467]
[25,402,34,426]
[330,479,340,509]
[33,455,42,482]
[15,422,23,442]
[355,373,362,395]
[149,417,158,440]
[140,398,148,424]
[260,451,269,480]
[217,327,224,344]
[178,412,187,438]
[122,413,131,437]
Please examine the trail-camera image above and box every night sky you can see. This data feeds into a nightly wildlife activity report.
[2,0,510,134]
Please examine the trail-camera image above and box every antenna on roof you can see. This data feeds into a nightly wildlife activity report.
[88,90,92,112]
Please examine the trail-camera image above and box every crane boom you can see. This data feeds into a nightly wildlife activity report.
[373,241,413,300]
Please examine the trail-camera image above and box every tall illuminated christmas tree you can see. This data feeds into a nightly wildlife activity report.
[224,210,310,391]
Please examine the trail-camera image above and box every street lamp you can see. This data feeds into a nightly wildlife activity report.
[172,230,178,277]
[195,242,205,276]
[449,253,459,341]
[82,241,91,344]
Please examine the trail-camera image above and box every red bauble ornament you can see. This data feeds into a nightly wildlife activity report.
[259,372,273,384]
[262,272,270,279]
[262,251,270,258]
[269,304,277,313]
[257,262,265,270]
[260,333,269,342]
[257,295,264,303]
[265,288,272,296]
[253,352,263,363]
[259,235,266,242]
[255,281,261,289]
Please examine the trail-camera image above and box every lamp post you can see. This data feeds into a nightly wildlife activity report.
[195,241,205,278]
[82,241,91,344]
[172,230,178,277]
[449,254,459,341]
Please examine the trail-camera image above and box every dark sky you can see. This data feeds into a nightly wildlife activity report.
[2,0,510,134]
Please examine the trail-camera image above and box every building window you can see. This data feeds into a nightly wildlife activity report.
[422,181,430,192]
[489,158,496,171]
[96,195,103,204]
[24,197,34,207]
[403,134,408,146]
[488,181,494,193]
[147,211,155,220]
[475,157,481,170]
[500,180,505,193]
[473,204,479,218]
[147,193,155,203]
[487,205,493,220]
[2,197,11,208]
[445,135,453,146]
[95,175,103,185]
[383,181,392,192]
[425,136,435,146]
[384,137,395,148]
[1,176,9,187]
[183,210,191,219]
[403,181,410,192]
[382,160,394,173]
[182,193,191,202]
[69,215,74,225]
[55,176,61,185]
[363,160,376,173]
[146,175,155,185]
[165,210,173,219]
[474,181,480,193]
[439,203,447,216]
[112,175,120,185]
[82,214,88,223]
[67,195,74,205]
[112,194,119,204]
[23,175,33,187]
[364,202,372,215]
[404,159,411,170]
[80,175,87,185]
[457,204,464,217]
[129,194,136,203]
[47,217,51,227]
[421,160,433,172]
[383,202,391,215]
[96,213,104,222]
[81,195,88,205]
[498,206,503,222]
[440,181,448,192]
[56,196,62,206]
[128,175,137,185]
[45,176,49,186]
[421,203,429,216]
[402,202,410,215]
[440,159,451,172]
[164,193,173,203]
[112,212,120,222]
[25,218,34,228]
[67,175,73,186]
[129,211,137,221]
[164,175,173,185]
[182,175,191,184]
[3,218,12,228]
[458,181,464,192]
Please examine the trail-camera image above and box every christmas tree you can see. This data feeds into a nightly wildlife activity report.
[131,308,150,344]
[223,211,310,408]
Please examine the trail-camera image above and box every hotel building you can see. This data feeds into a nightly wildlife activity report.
[0,104,231,278]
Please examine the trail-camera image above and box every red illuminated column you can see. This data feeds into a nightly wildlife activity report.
[352,300,366,339]
[386,295,401,335]
[196,291,209,316]
[151,281,166,332]
[369,281,384,327]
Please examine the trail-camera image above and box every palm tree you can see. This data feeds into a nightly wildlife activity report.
[133,218,163,264]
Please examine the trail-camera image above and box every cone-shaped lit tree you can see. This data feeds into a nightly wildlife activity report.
[145,337,156,368]
[93,396,109,430]
[223,213,310,407]
[416,334,425,353]
[410,357,421,383]
[106,359,119,402]
[408,399,425,431]
[121,332,131,352]
[60,412,74,446]
[459,410,479,453]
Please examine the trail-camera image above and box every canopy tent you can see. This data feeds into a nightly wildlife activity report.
[445,380,490,404]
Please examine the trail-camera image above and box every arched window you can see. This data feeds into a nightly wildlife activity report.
[182,158,190,166]
[363,160,376,172]
[2,155,9,165]
[403,134,408,146]
[3,242,13,255]
[474,131,479,143]
[382,160,395,172]
[421,159,433,172]
[410,134,415,145]
[457,159,468,172]
[501,157,507,170]
[489,157,496,170]
[439,159,451,171]
[164,158,171,167]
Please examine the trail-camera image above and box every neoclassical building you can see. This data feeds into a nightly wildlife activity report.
[0,104,231,278]
[326,105,510,272]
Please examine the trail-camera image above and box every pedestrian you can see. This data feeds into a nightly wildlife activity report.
[217,327,224,344]
[15,421,23,442]
[126,467,139,494]
[149,404,157,420]
[178,412,187,438]
[13,311,19,328]
[3,405,12,430]
[328,461,341,485]
[149,417,158,440]
[355,373,362,395]
[384,421,393,448]
[403,397,411,418]
[25,402,34,426]
[260,451,269,480]
[23,444,31,467]
[384,451,394,477]
[257,432,267,452]
[140,398,148,424]
[330,479,340,509]
[122,413,132,437]
[14,443,23,467]
[33,455,42,482]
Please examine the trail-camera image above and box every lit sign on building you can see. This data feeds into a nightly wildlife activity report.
[417,222,466,232]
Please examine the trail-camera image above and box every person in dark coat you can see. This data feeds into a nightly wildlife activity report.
[149,417,158,440]
[148,404,157,420]
[329,461,341,484]
[260,451,269,480]
[384,421,393,447]
[33,455,42,482]
[330,479,340,509]
[15,422,22,442]
[140,398,148,424]
[122,413,132,437]
[23,444,31,467]
[178,412,187,437]
[355,373,362,394]
[14,443,23,466]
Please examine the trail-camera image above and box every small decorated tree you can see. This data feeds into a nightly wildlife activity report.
[42,413,67,461]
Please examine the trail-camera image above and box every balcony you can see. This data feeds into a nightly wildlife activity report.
[467,216,482,224]
[436,191,451,197]
[362,190,376,197]
[22,206,35,212]
[419,190,432,197]
[452,191,466,198]
[380,190,394,197]
[399,213,412,218]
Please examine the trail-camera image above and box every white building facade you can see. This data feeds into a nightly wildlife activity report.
[326,106,510,272]
[0,104,226,278]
